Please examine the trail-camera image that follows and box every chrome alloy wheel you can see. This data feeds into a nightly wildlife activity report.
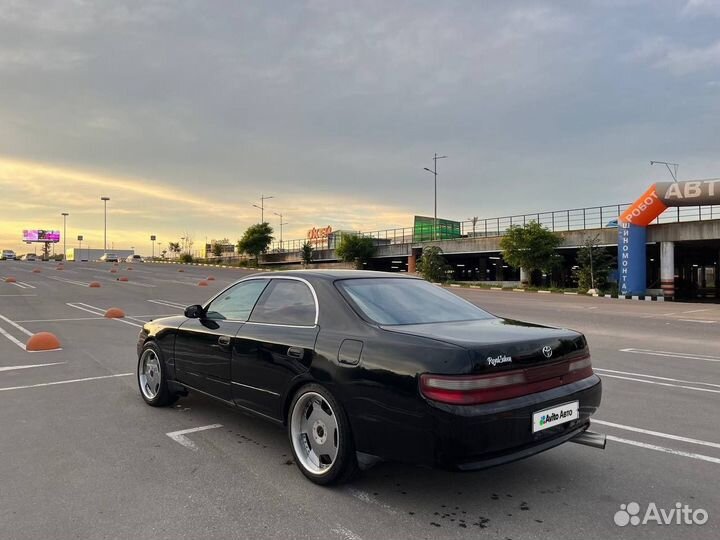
[291,392,339,475]
[139,348,162,400]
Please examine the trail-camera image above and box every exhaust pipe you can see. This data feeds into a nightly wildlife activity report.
[570,430,607,450]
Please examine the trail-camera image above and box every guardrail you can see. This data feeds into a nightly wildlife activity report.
[268,203,720,255]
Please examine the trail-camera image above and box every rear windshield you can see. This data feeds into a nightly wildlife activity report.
[337,278,493,325]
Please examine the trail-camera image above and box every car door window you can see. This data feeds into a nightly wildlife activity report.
[249,280,316,326]
[205,280,269,320]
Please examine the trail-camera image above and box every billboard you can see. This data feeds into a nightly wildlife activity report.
[413,216,461,242]
[23,229,61,243]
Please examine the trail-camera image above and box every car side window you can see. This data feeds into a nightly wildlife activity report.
[249,279,316,326]
[205,280,268,321]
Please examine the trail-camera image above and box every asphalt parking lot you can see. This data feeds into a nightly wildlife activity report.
[0,261,718,540]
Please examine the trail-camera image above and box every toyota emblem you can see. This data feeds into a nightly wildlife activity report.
[542,346,553,358]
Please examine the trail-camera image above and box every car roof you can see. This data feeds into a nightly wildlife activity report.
[247,269,420,282]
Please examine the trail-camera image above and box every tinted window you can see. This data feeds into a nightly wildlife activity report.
[250,279,316,326]
[337,278,493,325]
[206,280,268,320]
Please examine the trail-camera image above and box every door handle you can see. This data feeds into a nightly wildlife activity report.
[218,336,232,346]
[287,346,304,359]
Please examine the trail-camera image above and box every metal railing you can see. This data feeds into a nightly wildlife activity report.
[267,202,720,255]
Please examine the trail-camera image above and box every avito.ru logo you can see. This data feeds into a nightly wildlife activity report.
[614,502,709,527]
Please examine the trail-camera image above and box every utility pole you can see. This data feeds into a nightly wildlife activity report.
[650,161,680,221]
[424,153,447,240]
[273,212,288,251]
[252,194,274,223]
[100,196,110,251]
[61,212,69,261]
[150,235,156,259]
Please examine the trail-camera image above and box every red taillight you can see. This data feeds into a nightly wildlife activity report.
[419,355,593,405]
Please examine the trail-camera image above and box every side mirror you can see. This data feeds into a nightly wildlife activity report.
[184,304,204,319]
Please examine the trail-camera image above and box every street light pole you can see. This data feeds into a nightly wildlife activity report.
[424,153,447,240]
[252,194,274,223]
[273,212,288,251]
[100,197,110,251]
[61,212,69,261]
[650,161,680,221]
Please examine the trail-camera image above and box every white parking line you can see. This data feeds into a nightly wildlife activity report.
[620,348,720,362]
[0,324,27,350]
[345,488,397,515]
[66,303,143,328]
[331,525,364,540]
[594,368,720,389]
[676,319,716,324]
[0,373,133,392]
[599,373,720,394]
[594,420,720,450]
[47,275,90,287]
[12,282,36,289]
[148,299,185,309]
[0,314,34,336]
[0,362,65,372]
[15,317,105,323]
[0,294,37,297]
[607,436,720,465]
[166,424,223,451]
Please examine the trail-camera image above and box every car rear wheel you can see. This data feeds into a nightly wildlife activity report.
[288,384,358,485]
[137,342,177,407]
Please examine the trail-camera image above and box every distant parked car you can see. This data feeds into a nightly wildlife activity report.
[605,219,618,228]
[1,249,16,260]
[19,253,37,262]
[126,254,144,263]
[99,253,119,262]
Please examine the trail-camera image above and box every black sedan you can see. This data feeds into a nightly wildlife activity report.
[137,270,603,485]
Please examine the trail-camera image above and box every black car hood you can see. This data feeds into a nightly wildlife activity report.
[381,318,587,374]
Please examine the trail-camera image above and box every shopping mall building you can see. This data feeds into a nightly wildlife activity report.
[263,181,720,301]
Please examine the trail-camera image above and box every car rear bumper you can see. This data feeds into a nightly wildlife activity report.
[428,374,602,470]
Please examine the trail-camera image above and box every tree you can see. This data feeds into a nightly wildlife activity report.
[418,245,451,282]
[499,221,562,286]
[300,241,314,267]
[336,233,376,269]
[211,242,224,257]
[575,234,615,292]
[237,222,274,264]
[168,242,181,258]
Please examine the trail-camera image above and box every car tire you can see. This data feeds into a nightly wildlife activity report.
[288,384,358,485]
[137,342,178,407]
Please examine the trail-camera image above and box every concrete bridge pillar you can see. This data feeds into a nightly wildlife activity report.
[408,252,417,273]
[660,241,675,299]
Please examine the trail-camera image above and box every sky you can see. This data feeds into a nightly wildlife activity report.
[1,0,719,255]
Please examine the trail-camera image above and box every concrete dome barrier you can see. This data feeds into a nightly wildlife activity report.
[206,276,216,281]
[104,307,125,318]
[118,276,129,282]
[177,269,184,272]
[89,282,101,288]
[198,280,209,286]
[5,276,17,283]
[32,268,41,273]
[26,332,61,352]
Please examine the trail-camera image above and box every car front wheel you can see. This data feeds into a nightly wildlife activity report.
[288,384,358,485]
[137,342,177,407]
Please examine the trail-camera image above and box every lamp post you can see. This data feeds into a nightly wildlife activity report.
[61,212,69,262]
[100,197,110,251]
[273,212,288,251]
[77,235,83,262]
[650,161,680,221]
[424,153,447,240]
[150,235,156,260]
[252,194,274,223]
